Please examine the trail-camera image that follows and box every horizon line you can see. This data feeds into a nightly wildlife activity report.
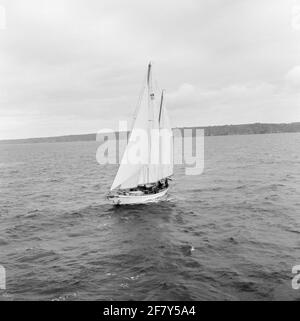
[1,121,300,142]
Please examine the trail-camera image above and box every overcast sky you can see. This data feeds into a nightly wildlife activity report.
[0,0,300,139]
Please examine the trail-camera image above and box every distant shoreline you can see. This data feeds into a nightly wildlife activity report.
[0,122,299,144]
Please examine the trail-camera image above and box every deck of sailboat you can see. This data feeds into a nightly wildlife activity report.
[107,187,169,205]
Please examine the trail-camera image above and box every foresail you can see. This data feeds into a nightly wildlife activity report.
[110,89,149,190]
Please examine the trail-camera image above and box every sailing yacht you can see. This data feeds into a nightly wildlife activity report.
[107,62,173,205]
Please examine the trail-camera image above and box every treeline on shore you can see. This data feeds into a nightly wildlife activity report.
[181,122,300,136]
[1,122,299,144]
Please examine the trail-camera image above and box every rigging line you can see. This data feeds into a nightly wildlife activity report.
[151,63,161,97]
[154,76,160,96]
[131,71,147,131]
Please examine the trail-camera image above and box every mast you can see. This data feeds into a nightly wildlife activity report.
[147,62,151,87]
[147,62,153,183]
[159,90,164,126]
[158,90,163,175]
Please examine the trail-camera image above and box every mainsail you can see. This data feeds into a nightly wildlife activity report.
[110,63,173,191]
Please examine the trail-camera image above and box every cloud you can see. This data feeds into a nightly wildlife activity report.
[166,80,300,126]
[0,0,300,139]
[285,65,300,88]
[167,82,276,109]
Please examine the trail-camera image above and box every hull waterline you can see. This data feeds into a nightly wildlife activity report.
[107,188,169,205]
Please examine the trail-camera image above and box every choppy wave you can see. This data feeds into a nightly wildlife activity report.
[0,133,300,300]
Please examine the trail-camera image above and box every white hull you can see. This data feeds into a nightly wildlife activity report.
[108,188,168,205]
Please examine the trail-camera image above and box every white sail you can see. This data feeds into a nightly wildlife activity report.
[110,63,173,191]
[147,74,161,184]
[110,88,149,190]
[159,97,173,178]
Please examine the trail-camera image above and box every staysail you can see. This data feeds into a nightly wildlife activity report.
[159,90,173,179]
[110,63,173,191]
